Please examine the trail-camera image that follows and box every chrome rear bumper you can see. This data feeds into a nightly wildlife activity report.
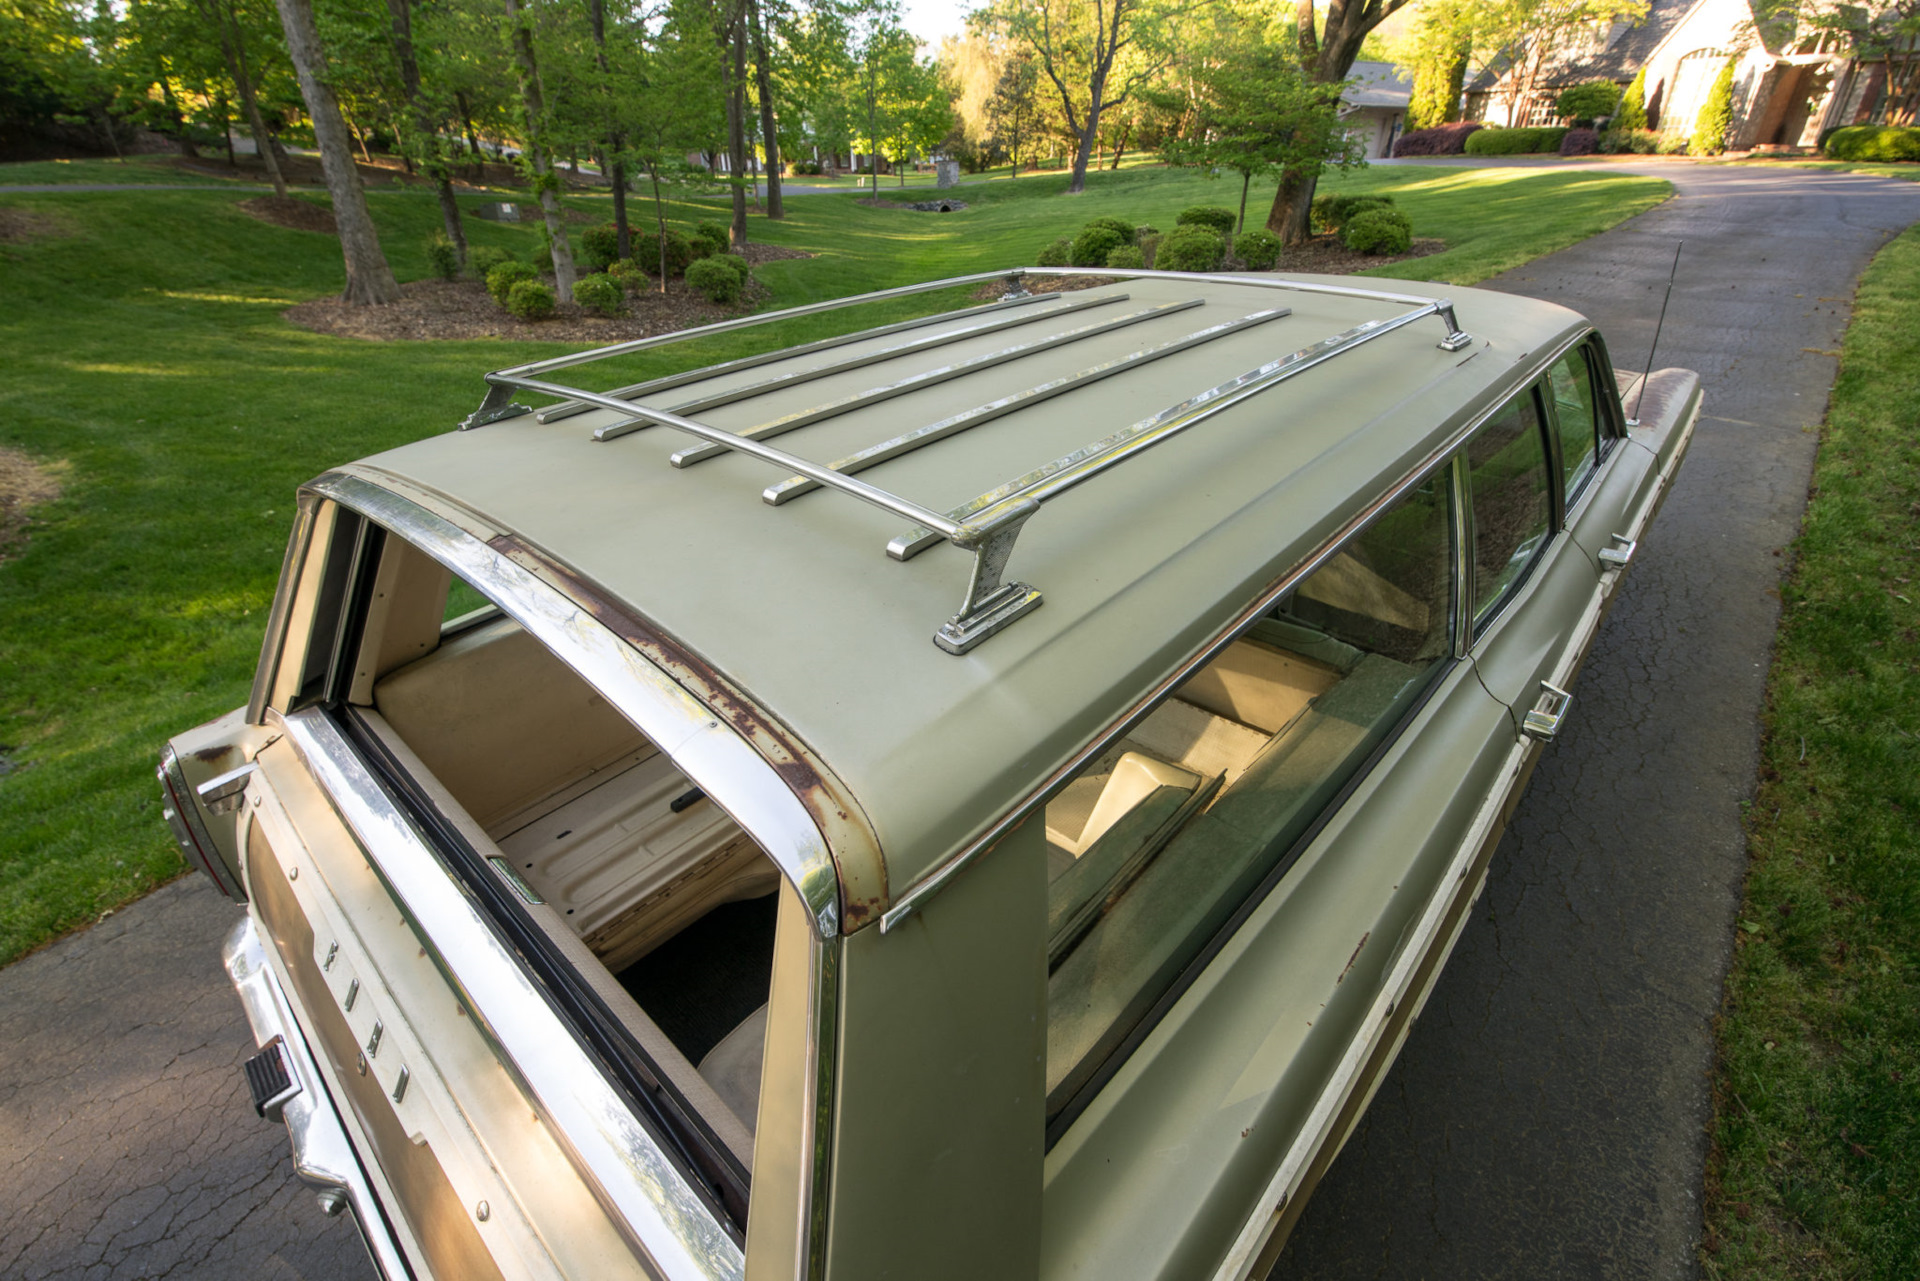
[222,915,414,1280]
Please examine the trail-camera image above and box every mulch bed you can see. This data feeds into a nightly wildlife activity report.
[1277,234,1446,274]
[238,195,336,234]
[0,446,64,562]
[284,275,768,343]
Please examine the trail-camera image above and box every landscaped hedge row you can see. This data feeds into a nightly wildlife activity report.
[1463,126,1570,156]
[1392,122,1484,157]
[1824,125,1920,162]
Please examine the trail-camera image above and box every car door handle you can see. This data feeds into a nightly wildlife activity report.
[1522,681,1573,742]
[1597,534,1636,569]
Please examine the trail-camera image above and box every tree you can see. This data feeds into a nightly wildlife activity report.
[992,0,1176,194]
[1403,0,1472,130]
[1153,25,1360,233]
[747,0,784,217]
[1474,0,1645,128]
[501,0,578,300]
[1266,0,1414,242]
[626,0,723,285]
[1689,56,1735,154]
[381,0,465,262]
[191,0,290,195]
[1611,65,1647,131]
[271,0,401,303]
[986,41,1041,176]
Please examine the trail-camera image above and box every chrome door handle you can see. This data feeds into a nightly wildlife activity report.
[1597,534,1636,569]
[1522,681,1573,742]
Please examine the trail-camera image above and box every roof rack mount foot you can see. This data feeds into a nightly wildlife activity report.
[459,384,532,431]
[1434,301,1472,352]
[935,582,1043,655]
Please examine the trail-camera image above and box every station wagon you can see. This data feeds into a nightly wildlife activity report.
[159,265,1698,1280]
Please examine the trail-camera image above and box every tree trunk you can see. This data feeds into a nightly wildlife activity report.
[586,0,630,256]
[1109,118,1131,169]
[723,0,749,247]
[271,0,401,303]
[1067,113,1098,194]
[384,0,463,263]
[1237,169,1250,233]
[610,159,630,258]
[457,92,482,173]
[648,164,669,293]
[1264,166,1316,245]
[503,0,576,300]
[748,0,782,218]
[207,0,289,196]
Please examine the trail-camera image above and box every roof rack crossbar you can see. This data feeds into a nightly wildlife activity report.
[596,290,1135,446]
[667,296,1203,466]
[556,290,1113,430]
[763,305,1291,507]
[536,290,1064,425]
[890,301,1458,566]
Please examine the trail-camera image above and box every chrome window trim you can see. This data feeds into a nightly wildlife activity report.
[248,492,322,725]
[277,705,748,1281]
[304,471,840,941]
[881,333,1570,931]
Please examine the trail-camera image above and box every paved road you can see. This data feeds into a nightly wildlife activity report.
[1,162,1916,1280]
[1274,162,1920,1277]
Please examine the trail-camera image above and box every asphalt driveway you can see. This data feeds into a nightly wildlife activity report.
[1,161,1916,1280]
[1274,161,1920,1277]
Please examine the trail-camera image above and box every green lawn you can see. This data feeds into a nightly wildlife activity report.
[0,154,250,185]
[1701,224,1920,1278]
[0,161,1667,964]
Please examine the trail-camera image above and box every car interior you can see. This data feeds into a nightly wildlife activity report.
[341,539,782,1172]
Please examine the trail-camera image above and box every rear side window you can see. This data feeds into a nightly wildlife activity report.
[1043,472,1456,1126]
[1546,348,1601,502]
[1466,391,1552,626]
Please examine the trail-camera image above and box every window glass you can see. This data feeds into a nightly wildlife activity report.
[1467,393,1552,625]
[1546,348,1600,501]
[442,573,496,630]
[1044,474,1455,1118]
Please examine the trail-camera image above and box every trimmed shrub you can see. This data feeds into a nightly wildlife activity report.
[1137,231,1161,269]
[580,222,622,271]
[573,272,624,316]
[425,234,461,281]
[1158,224,1224,272]
[634,229,694,276]
[1553,80,1621,126]
[1392,121,1484,157]
[1824,125,1920,162]
[1035,236,1072,268]
[505,279,556,320]
[1342,208,1412,255]
[606,258,649,290]
[1327,193,1394,228]
[1598,127,1661,154]
[1690,59,1737,156]
[1070,224,1125,267]
[1083,216,1137,245]
[1559,127,1599,156]
[693,220,731,256]
[1175,205,1238,234]
[1310,193,1339,232]
[686,256,744,304]
[1464,126,1568,155]
[1613,69,1649,134]
[1657,131,1691,155]
[468,244,514,278]
[1234,228,1281,271]
[1104,244,1145,269]
[707,251,751,284]
[486,259,537,305]
[789,159,825,175]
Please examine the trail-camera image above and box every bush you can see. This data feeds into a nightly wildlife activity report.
[1035,236,1072,268]
[1391,122,1484,157]
[1598,127,1661,154]
[1070,224,1125,267]
[573,272,624,316]
[686,256,745,304]
[1613,69,1649,134]
[425,234,461,281]
[1326,192,1394,229]
[1133,224,1158,242]
[1690,58,1736,156]
[468,244,514,278]
[505,279,556,320]
[1158,224,1224,272]
[634,229,694,276]
[1083,216,1136,245]
[1554,80,1621,126]
[1463,126,1569,155]
[1234,228,1281,271]
[1104,244,1145,269]
[789,159,825,175]
[486,259,537,305]
[707,251,750,284]
[692,220,731,256]
[1175,205,1238,234]
[1137,231,1161,268]
[1657,131,1691,155]
[580,222,622,271]
[1342,208,1412,255]
[1559,127,1599,156]
[1824,125,1920,162]
[606,258,649,290]
[1310,193,1340,232]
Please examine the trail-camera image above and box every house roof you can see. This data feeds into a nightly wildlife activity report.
[347,274,1584,900]
[1468,0,1706,92]
[1344,60,1412,109]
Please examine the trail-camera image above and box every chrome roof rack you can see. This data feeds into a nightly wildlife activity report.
[458,268,1473,655]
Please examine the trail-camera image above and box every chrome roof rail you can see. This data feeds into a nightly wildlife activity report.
[458,268,1473,654]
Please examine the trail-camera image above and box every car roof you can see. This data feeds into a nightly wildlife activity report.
[346,272,1587,904]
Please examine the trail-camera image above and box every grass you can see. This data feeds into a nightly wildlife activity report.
[1725,158,1920,183]
[1700,224,1920,1278]
[0,154,254,185]
[0,160,1667,965]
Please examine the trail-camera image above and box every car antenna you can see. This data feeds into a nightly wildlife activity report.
[1629,240,1683,426]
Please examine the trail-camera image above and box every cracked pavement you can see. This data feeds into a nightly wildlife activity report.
[0,877,373,1280]
[1275,162,1920,1276]
[1,162,1916,1281]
